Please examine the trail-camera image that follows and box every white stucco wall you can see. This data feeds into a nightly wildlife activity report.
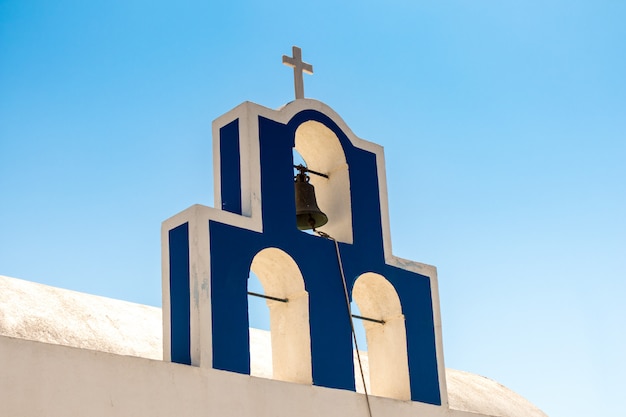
[0,275,548,417]
[0,334,486,417]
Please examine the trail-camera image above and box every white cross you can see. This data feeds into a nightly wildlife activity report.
[282,46,313,100]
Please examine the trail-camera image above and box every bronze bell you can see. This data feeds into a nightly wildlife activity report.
[294,169,328,230]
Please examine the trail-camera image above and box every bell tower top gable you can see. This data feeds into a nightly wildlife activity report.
[211,98,399,257]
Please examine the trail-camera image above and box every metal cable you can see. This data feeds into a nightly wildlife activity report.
[316,230,374,417]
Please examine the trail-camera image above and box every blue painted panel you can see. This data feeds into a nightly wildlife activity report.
[169,222,191,365]
[220,119,242,214]
[210,221,253,375]
[386,265,441,405]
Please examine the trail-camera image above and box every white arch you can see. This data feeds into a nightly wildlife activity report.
[352,272,410,400]
[250,248,312,384]
[294,120,352,244]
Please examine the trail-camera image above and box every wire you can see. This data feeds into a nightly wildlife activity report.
[315,229,374,417]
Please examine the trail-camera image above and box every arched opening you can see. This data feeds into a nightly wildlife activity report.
[352,273,410,400]
[249,247,312,384]
[294,121,352,243]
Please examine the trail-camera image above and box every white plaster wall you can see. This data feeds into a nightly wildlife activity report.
[0,276,548,417]
[0,335,483,417]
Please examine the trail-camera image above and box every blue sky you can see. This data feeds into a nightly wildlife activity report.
[1,1,624,416]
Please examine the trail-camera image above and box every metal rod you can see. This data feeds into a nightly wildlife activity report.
[352,314,385,325]
[293,164,329,178]
[247,291,288,303]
